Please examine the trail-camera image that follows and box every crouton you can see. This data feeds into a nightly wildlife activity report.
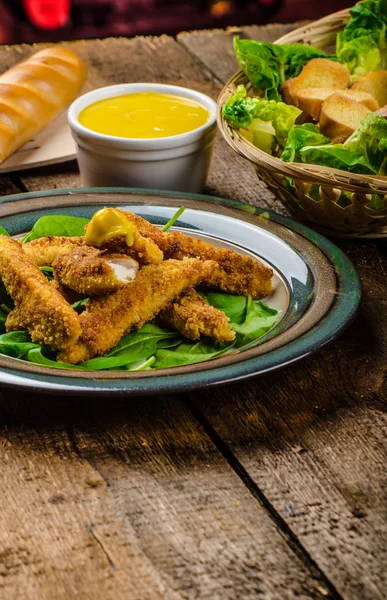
[280,78,296,105]
[293,87,339,121]
[319,91,371,142]
[352,70,387,109]
[291,87,378,122]
[289,59,350,97]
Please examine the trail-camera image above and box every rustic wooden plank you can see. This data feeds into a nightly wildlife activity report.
[0,391,333,599]
[0,176,22,197]
[187,240,387,600]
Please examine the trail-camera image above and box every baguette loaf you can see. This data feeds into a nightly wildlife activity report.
[0,47,87,163]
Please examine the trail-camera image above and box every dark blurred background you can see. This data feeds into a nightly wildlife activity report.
[0,0,353,44]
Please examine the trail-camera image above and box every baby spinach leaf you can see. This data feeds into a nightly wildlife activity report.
[153,341,235,369]
[0,331,41,358]
[200,291,246,322]
[232,298,279,345]
[22,215,90,242]
[0,225,10,237]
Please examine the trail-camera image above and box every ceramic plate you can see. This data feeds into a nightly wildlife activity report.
[0,188,360,396]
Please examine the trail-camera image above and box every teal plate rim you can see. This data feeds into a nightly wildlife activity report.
[0,187,361,396]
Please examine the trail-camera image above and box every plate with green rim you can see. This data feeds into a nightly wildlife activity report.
[0,187,360,396]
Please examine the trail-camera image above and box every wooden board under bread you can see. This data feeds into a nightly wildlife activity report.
[0,110,76,174]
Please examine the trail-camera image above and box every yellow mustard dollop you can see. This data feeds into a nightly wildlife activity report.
[85,208,136,247]
[78,92,209,138]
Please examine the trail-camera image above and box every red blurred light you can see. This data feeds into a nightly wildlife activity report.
[23,0,70,30]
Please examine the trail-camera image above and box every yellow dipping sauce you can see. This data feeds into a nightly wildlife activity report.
[78,92,210,138]
[85,207,136,247]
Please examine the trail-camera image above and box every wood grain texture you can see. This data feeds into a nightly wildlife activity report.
[0,177,21,197]
[187,241,387,600]
[0,391,332,600]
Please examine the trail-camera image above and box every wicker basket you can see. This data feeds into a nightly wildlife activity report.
[217,8,387,237]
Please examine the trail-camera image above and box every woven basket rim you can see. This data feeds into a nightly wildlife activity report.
[217,7,387,195]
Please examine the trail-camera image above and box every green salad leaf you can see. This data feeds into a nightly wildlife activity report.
[233,37,340,101]
[281,124,331,163]
[22,215,90,242]
[0,225,10,237]
[336,0,387,80]
[343,113,387,175]
[222,84,301,153]
[299,144,376,174]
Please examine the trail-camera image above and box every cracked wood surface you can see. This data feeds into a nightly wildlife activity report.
[0,24,386,600]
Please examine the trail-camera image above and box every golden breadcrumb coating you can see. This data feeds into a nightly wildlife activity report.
[49,279,86,305]
[58,258,216,364]
[23,236,86,266]
[0,236,81,350]
[53,246,138,296]
[159,289,235,342]
[118,210,273,298]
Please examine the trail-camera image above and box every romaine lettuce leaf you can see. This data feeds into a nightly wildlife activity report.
[222,85,301,153]
[299,144,376,174]
[337,0,387,80]
[343,112,387,175]
[281,124,331,163]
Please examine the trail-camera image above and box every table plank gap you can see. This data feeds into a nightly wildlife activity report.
[186,399,344,600]
[0,391,334,600]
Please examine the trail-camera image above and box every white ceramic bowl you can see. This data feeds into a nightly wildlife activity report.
[68,83,217,193]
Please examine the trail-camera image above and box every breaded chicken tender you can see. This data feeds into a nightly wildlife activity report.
[0,236,81,350]
[23,236,85,266]
[84,207,163,265]
[118,210,273,298]
[58,258,216,364]
[159,289,235,342]
[53,246,139,296]
[49,279,86,305]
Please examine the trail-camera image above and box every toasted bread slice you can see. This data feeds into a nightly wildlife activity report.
[352,70,387,109]
[319,91,371,142]
[293,87,338,120]
[292,87,378,121]
[289,59,350,97]
[280,78,296,105]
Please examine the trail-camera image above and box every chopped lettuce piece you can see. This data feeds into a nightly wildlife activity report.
[222,85,301,153]
[299,144,376,174]
[281,124,331,163]
[343,113,387,175]
[337,0,387,80]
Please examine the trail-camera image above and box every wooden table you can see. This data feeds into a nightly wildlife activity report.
[0,25,386,600]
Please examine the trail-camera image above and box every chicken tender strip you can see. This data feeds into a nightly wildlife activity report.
[50,279,86,305]
[159,289,235,342]
[23,236,86,267]
[118,209,273,298]
[0,236,82,350]
[58,258,216,364]
[84,207,163,265]
[53,246,139,296]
